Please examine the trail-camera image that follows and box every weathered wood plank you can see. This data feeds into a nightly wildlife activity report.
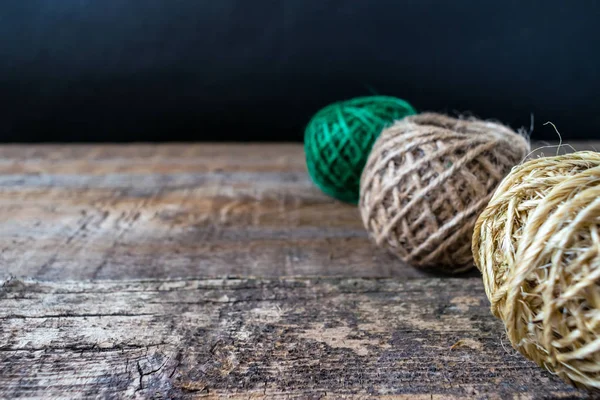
[1,143,597,398]
[0,144,416,280]
[2,143,595,281]
[0,276,588,399]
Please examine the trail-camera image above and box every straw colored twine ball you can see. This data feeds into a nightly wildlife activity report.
[360,113,529,273]
[473,151,600,390]
[305,96,416,203]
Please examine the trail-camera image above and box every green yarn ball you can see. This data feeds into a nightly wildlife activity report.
[304,96,416,203]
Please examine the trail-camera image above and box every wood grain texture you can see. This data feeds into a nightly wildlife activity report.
[0,143,598,399]
[0,276,589,399]
[2,143,593,281]
[0,144,422,281]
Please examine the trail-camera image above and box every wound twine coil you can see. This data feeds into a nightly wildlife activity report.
[304,96,416,203]
[360,113,529,273]
[473,151,600,390]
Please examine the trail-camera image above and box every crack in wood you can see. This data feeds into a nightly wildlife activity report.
[0,342,169,353]
[1,312,155,319]
[135,359,169,393]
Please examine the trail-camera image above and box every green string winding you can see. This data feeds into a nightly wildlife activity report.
[304,96,416,203]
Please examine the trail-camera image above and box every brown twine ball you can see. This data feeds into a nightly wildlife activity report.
[359,113,529,273]
[473,151,600,390]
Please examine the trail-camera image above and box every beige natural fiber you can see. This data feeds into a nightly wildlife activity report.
[359,113,529,273]
[473,151,600,390]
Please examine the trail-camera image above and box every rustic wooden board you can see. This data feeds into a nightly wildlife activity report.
[0,144,424,281]
[0,143,598,399]
[0,276,589,399]
[1,143,594,282]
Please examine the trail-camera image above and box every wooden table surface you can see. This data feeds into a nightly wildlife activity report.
[0,143,597,399]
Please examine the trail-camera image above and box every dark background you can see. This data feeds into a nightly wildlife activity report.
[1,1,599,142]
